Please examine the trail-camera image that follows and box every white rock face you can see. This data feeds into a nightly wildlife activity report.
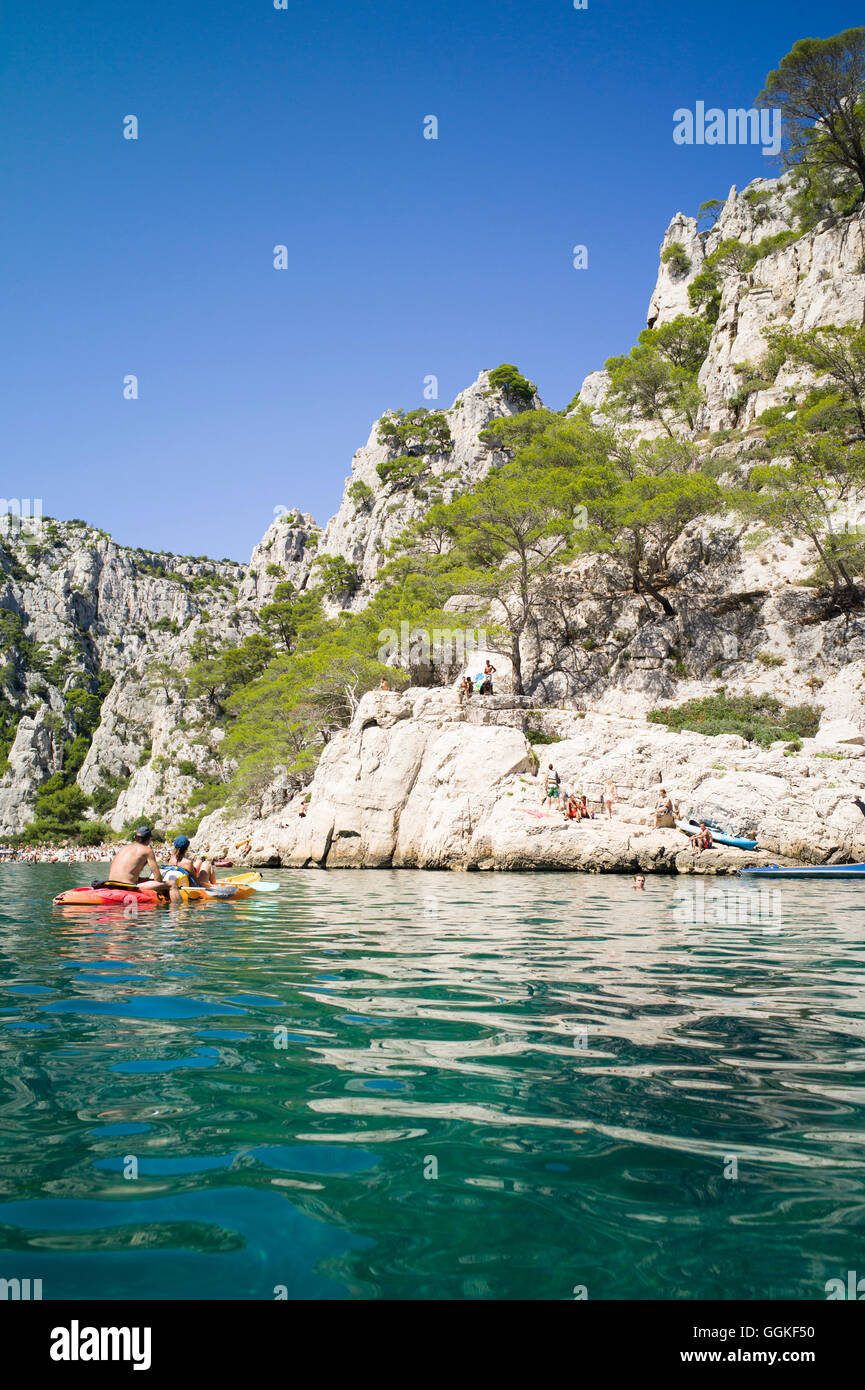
[646,213,705,330]
[239,511,318,607]
[697,207,865,431]
[570,368,610,420]
[585,176,865,436]
[0,711,62,833]
[816,718,865,747]
[317,371,541,605]
[704,178,796,257]
[196,691,865,871]
[0,520,248,834]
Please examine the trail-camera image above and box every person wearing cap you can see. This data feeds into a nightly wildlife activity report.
[163,836,217,890]
[161,837,199,889]
[106,827,165,889]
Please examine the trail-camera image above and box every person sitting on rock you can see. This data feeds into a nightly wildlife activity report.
[565,793,580,821]
[689,822,713,854]
[457,675,472,704]
[651,788,674,828]
[379,677,390,691]
[577,794,594,820]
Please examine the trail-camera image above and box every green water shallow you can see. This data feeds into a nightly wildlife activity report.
[1,863,864,1300]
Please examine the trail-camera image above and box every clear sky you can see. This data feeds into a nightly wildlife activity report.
[1,1,860,561]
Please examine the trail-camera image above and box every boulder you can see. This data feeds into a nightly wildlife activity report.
[816,718,865,747]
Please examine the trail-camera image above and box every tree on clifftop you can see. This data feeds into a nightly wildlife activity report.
[758,28,865,208]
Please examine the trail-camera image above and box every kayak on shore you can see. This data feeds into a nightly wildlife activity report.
[676,819,758,851]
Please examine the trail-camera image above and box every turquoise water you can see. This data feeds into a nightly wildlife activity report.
[1,863,864,1301]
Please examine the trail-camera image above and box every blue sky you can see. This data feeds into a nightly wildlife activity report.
[1,1,860,560]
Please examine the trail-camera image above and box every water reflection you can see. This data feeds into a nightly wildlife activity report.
[0,863,864,1300]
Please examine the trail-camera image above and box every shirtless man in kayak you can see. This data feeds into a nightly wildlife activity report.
[107,827,166,887]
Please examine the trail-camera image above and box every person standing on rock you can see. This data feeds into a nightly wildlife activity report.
[542,763,560,810]
[480,660,496,695]
[603,778,617,820]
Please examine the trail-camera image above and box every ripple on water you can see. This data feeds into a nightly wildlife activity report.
[0,863,864,1300]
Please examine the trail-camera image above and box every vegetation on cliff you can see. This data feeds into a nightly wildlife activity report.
[648,692,821,747]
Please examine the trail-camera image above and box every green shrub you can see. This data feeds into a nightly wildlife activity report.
[727,377,774,414]
[167,813,203,840]
[688,269,722,322]
[376,408,452,457]
[375,455,428,490]
[312,554,360,599]
[78,820,112,846]
[744,187,774,208]
[91,772,132,814]
[661,241,692,277]
[487,364,537,408]
[347,480,374,510]
[648,691,821,746]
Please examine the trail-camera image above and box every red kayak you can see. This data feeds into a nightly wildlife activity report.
[53,875,257,907]
[52,889,166,911]
[53,886,163,908]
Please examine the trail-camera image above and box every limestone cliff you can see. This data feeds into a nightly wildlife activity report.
[588,175,865,432]
[0,372,539,835]
[195,688,865,871]
[241,370,539,613]
[0,520,248,834]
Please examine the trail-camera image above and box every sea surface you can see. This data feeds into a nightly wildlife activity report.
[0,863,864,1301]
